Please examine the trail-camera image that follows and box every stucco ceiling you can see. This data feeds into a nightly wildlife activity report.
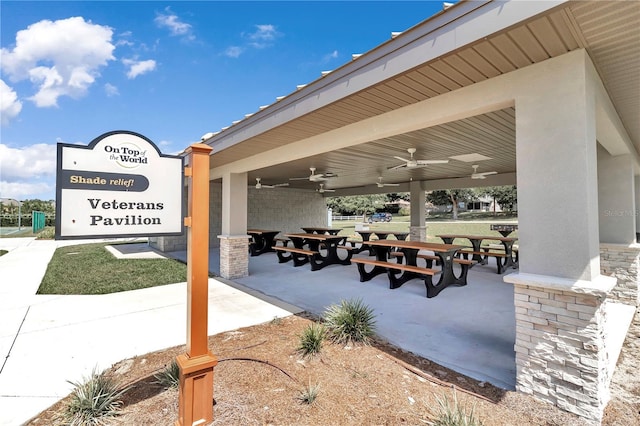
[203,0,639,195]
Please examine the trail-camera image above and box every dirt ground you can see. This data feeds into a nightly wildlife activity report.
[27,310,639,426]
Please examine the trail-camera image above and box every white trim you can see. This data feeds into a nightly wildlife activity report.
[504,272,617,297]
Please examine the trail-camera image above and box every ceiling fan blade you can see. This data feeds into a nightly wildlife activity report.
[387,163,407,171]
[472,171,497,179]
[393,156,410,162]
[289,176,310,181]
[273,183,289,187]
[384,183,400,187]
[416,160,449,165]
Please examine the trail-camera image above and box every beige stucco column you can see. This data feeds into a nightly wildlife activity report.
[218,171,249,279]
[505,50,619,423]
[409,180,426,241]
[597,148,640,306]
[597,147,636,245]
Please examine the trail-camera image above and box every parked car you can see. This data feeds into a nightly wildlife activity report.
[368,212,392,223]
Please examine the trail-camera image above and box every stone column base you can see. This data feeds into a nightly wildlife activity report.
[218,235,250,279]
[410,226,426,242]
[504,272,617,424]
[599,243,640,306]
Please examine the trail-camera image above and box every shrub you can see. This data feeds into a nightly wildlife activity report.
[64,368,127,425]
[430,390,484,426]
[154,359,180,389]
[297,323,326,357]
[323,298,376,345]
[36,227,56,239]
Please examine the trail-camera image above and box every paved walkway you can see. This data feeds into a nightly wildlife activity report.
[0,238,298,426]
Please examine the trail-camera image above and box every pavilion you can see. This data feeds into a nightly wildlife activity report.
[152,1,640,422]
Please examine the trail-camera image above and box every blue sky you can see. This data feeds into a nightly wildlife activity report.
[1,1,448,201]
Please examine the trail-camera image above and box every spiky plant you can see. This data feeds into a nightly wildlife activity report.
[430,390,484,426]
[297,323,326,357]
[297,381,320,405]
[153,359,180,389]
[323,298,376,345]
[64,368,127,425]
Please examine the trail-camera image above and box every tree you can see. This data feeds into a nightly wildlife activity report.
[326,195,387,217]
[20,199,56,214]
[426,189,475,220]
[480,186,517,213]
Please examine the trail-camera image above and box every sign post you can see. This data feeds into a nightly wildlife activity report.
[176,143,217,426]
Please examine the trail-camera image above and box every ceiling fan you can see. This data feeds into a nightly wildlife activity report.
[389,147,449,170]
[375,177,400,188]
[316,183,335,193]
[252,177,289,189]
[471,164,498,179]
[289,167,336,182]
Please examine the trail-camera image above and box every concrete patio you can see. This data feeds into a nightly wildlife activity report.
[169,247,519,390]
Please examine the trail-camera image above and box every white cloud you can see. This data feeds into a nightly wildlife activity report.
[0,143,56,180]
[122,58,157,79]
[323,50,339,62]
[104,83,119,97]
[0,17,115,107]
[155,7,194,41]
[0,180,53,200]
[224,46,244,58]
[246,24,280,49]
[0,80,22,125]
[0,143,57,200]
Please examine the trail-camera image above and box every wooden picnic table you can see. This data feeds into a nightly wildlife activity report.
[436,234,518,273]
[357,239,469,298]
[350,230,409,255]
[301,226,342,235]
[275,232,352,271]
[247,229,280,256]
[490,224,518,237]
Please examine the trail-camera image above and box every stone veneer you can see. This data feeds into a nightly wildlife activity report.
[599,243,640,306]
[218,235,250,279]
[505,273,617,424]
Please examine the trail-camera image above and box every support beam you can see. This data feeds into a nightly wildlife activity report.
[219,172,250,279]
[597,146,636,244]
[409,180,426,242]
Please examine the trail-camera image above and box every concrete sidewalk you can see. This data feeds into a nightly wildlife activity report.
[0,239,298,426]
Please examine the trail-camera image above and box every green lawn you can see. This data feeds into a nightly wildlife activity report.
[38,242,188,295]
[332,214,518,246]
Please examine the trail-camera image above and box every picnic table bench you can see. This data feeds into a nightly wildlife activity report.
[273,245,318,267]
[437,234,519,274]
[356,240,468,298]
[274,233,352,271]
[247,229,280,256]
[351,258,442,297]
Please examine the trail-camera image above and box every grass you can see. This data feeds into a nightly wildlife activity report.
[297,323,326,357]
[332,213,518,246]
[37,242,187,295]
[430,390,484,426]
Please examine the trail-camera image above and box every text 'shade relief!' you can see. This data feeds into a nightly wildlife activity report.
[56,131,183,239]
